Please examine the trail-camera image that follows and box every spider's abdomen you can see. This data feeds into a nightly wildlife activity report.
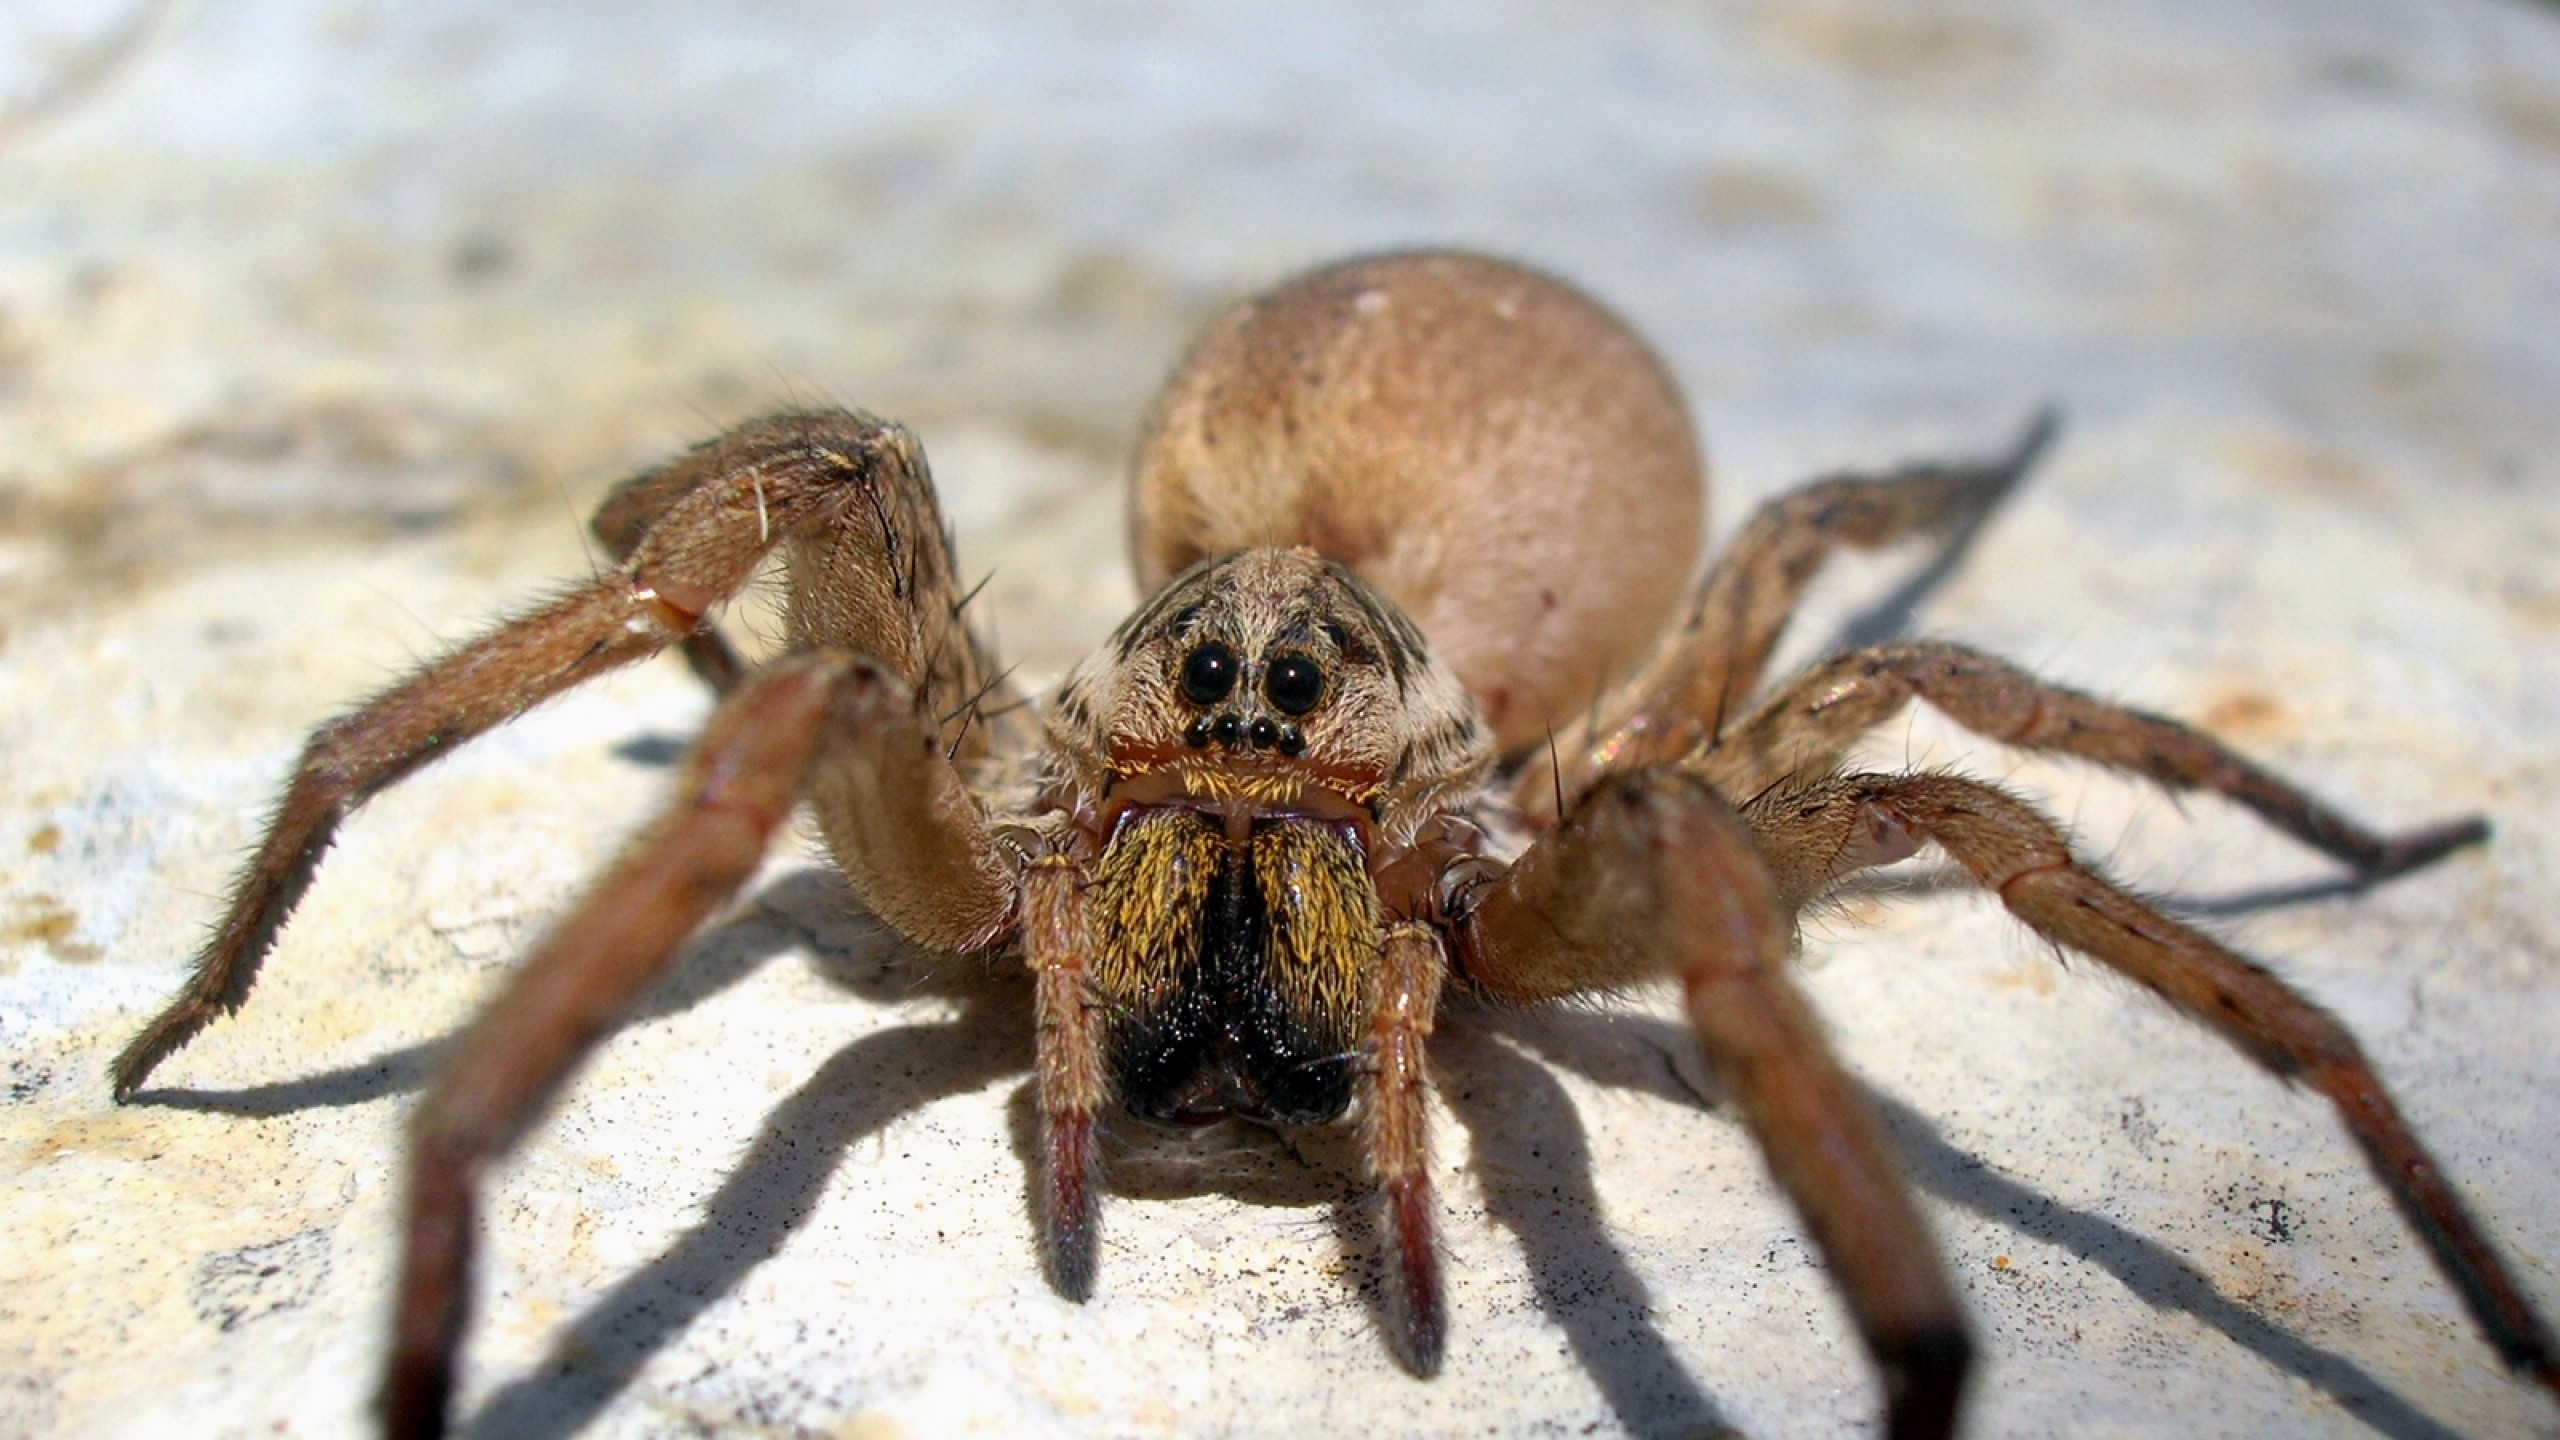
[1088,807,1380,1126]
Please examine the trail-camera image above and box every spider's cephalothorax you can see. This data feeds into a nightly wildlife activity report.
[1049,547,1490,833]
[1050,548,1492,1125]
[110,250,2559,1440]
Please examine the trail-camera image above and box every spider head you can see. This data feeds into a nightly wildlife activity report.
[1051,547,1491,830]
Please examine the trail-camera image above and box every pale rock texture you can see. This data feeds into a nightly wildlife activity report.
[3,3,2558,1438]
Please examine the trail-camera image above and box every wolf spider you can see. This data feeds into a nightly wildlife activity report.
[113,251,2556,1437]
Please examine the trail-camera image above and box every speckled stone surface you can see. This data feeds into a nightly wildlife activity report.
[4,3,2558,1438]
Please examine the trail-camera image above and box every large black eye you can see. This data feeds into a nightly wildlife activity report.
[1264,654,1325,715]
[1180,642,1239,706]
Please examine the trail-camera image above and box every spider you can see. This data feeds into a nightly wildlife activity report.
[110,250,2557,1439]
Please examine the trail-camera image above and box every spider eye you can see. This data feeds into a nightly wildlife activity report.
[1179,642,1239,706]
[1264,654,1325,716]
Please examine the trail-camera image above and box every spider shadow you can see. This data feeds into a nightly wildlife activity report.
[1830,862,2416,924]
[996,1019,1725,1435]
[456,871,1429,1440]
[119,862,1036,1434]
[350,873,1738,1437]
[1503,1005,2468,1440]
[127,856,2459,1439]
[126,863,1416,1437]
[458,873,1035,1440]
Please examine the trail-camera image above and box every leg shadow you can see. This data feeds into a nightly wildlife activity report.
[460,987,1029,1440]
[1870,1092,2466,1440]
[125,866,915,1116]
[1821,408,2058,659]
[1824,861,2416,924]
[1510,1006,2465,1440]
[126,1036,449,1115]
[1437,1009,1734,1440]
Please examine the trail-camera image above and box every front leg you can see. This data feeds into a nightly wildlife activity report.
[389,653,852,1438]
[1459,771,1971,1440]
[115,411,939,1098]
[384,648,1015,1437]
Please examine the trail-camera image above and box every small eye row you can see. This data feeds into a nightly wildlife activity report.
[1183,712,1306,756]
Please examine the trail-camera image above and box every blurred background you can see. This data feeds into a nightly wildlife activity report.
[3,3,2556,1437]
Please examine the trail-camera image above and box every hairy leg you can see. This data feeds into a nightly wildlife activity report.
[1698,640,2485,879]
[1365,921,1448,1374]
[1744,770,2559,1397]
[1519,413,2054,824]
[387,653,858,1439]
[590,449,750,692]
[776,414,1025,764]
[1462,771,1972,1440]
[1023,856,1105,1301]
[115,409,974,1098]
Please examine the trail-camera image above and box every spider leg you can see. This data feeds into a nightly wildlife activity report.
[1745,770,2560,1400]
[1367,921,1449,1373]
[1696,640,2487,882]
[1023,856,1105,1299]
[114,409,986,1098]
[1520,411,2054,823]
[590,448,752,692]
[1460,771,1972,1440]
[385,652,861,1439]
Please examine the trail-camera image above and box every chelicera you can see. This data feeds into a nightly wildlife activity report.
[111,250,2558,1437]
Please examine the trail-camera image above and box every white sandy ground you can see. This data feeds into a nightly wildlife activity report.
[4,2,2559,1437]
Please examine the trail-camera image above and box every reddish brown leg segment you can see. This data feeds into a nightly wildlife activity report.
[1365,921,1448,1374]
[1024,856,1105,1301]
[1698,640,2487,878]
[384,653,856,1440]
[1521,413,2053,824]
[113,409,949,1099]
[1748,771,2560,1399]
[1465,772,1972,1440]
[590,452,750,693]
